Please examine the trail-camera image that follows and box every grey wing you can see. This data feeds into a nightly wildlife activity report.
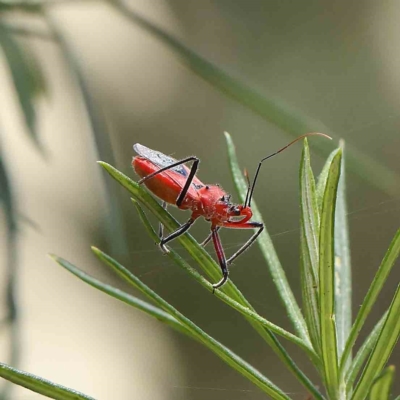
[133,143,188,177]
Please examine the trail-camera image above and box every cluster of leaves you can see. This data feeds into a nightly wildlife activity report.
[1,134,398,400]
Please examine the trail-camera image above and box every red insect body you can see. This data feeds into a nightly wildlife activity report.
[133,148,252,227]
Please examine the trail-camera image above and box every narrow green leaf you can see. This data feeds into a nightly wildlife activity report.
[299,139,321,354]
[0,362,95,400]
[0,22,43,148]
[99,161,324,400]
[346,312,387,394]
[87,249,291,400]
[110,1,400,197]
[352,285,400,400]
[300,139,320,278]
[133,199,319,363]
[370,365,395,400]
[319,148,342,398]
[224,132,311,346]
[340,228,400,376]
[51,255,190,337]
[316,150,337,213]
[333,141,352,361]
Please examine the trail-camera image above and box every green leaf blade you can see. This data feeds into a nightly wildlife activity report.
[346,312,387,394]
[0,362,95,400]
[333,142,352,361]
[352,285,400,400]
[319,148,342,398]
[51,254,189,336]
[369,366,395,400]
[299,139,321,354]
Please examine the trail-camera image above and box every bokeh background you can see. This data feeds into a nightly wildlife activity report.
[0,1,399,399]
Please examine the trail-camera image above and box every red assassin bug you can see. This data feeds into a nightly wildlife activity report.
[132,132,331,290]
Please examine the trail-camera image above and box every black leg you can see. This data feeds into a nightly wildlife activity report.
[223,222,264,265]
[158,201,167,239]
[159,218,195,253]
[138,156,200,209]
[211,228,229,292]
[176,159,199,207]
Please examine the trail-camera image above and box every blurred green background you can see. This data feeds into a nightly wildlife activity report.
[0,1,399,399]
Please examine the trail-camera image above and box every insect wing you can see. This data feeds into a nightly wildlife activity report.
[134,144,190,178]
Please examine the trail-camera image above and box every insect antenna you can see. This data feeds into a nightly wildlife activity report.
[244,132,332,207]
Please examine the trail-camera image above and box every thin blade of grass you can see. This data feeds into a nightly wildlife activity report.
[133,198,319,363]
[340,228,400,376]
[51,255,189,337]
[352,285,400,400]
[346,312,387,395]
[87,249,291,400]
[299,139,321,354]
[333,141,352,362]
[224,132,310,346]
[0,362,95,400]
[109,1,400,197]
[98,161,324,399]
[319,148,342,398]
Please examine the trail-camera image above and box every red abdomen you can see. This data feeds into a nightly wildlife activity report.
[133,157,200,209]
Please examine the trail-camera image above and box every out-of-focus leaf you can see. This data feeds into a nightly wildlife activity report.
[0,22,45,148]
[340,228,400,376]
[0,144,20,400]
[333,141,351,361]
[319,148,342,398]
[45,13,129,257]
[110,1,400,197]
[0,362,95,400]
[352,285,400,400]
[299,139,321,353]
[369,364,394,400]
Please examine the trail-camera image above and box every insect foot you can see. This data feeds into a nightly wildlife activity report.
[158,242,170,255]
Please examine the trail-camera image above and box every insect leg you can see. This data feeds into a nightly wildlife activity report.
[159,218,195,253]
[200,227,220,247]
[176,159,199,207]
[221,221,264,265]
[158,201,167,238]
[211,228,229,292]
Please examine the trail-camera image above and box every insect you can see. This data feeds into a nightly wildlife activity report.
[132,132,331,290]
